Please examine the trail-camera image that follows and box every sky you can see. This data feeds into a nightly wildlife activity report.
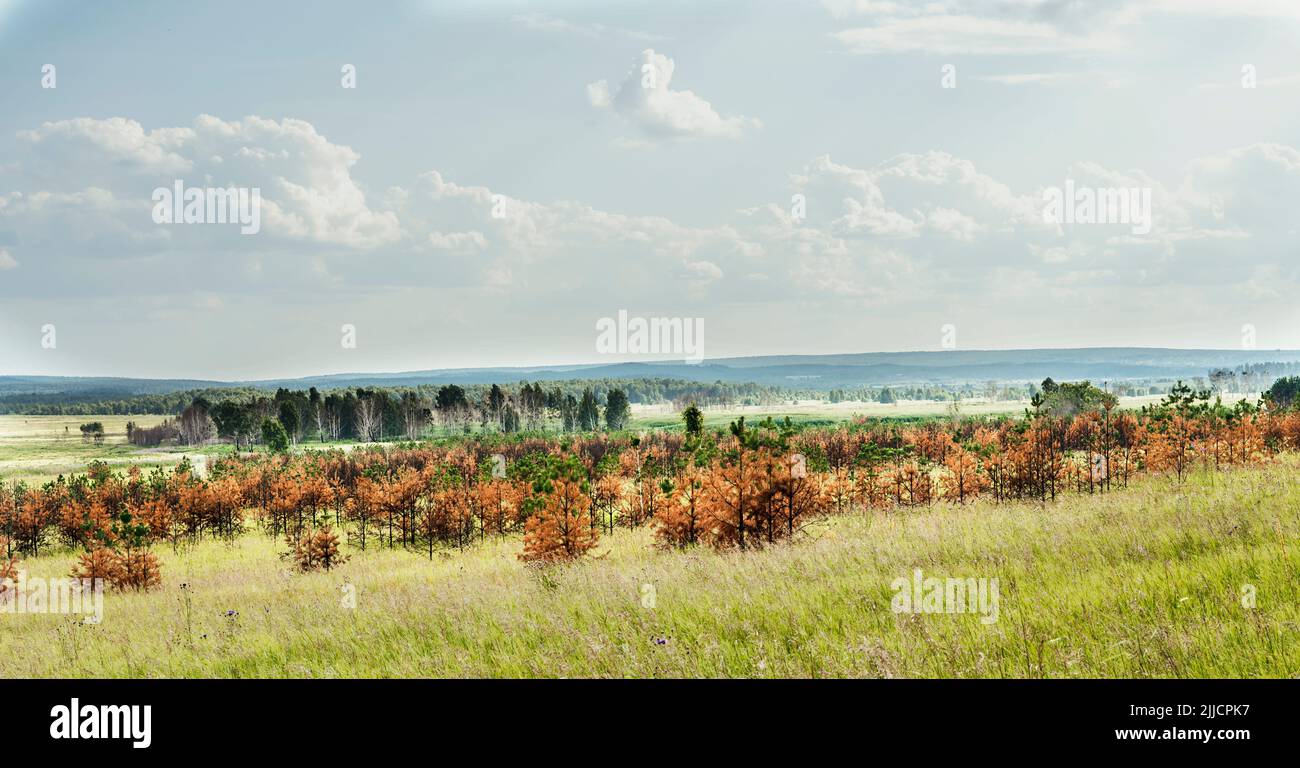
[1,0,1299,379]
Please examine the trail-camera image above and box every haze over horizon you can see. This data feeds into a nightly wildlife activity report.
[3,0,1299,380]
[5,345,1300,385]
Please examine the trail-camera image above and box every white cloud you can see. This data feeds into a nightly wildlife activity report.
[511,12,664,42]
[1197,71,1300,90]
[5,111,1300,366]
[791,151,1044,239]
[588,50,760,143]
[826,0,1300,57]
[13,115,400,249]
[821,0,915,20]
[426,230,488,252]
[1178,143,1300,240]
[18,117,193,174]
[832,14,1114,56]
[926,207,980,241]
[972,73,1077,85]
[1142,0,1300,18]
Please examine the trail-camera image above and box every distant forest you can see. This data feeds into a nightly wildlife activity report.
[1,363,1288,421]
[120,380,798,448]
[3,378,777,417]
[0,377,1053,418]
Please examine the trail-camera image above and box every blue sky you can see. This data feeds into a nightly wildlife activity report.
[2,0,1299,378]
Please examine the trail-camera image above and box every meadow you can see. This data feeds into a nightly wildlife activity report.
[2,394,1294,679]
[2,457,1296,678]
[630,394,1185,428]
[0,414,188,485]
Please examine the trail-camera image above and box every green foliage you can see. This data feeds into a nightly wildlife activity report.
[212,401,253,447]
[577,388,600,431]
[604,389,630,430]
[681,403,703,436]
[501,404,520,433]
[1031,377,1118,417]
[1265,376,1300,410]
[112,510,152,551]
[435,385,469,413]
[260,419,290,453]
[1141,380,1216,419]
[277,401,298,438]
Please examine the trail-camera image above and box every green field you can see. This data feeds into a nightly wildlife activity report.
[2,455,1296,678]
[626,394,1210,430]
[0,414,189,484]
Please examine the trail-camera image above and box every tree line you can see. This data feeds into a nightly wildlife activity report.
[128,382,641,449]
[0,377,786,416]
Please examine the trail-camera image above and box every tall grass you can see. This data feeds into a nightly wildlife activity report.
[2,458,1297,678]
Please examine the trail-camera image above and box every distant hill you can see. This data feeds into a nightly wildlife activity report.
[4,347,1300,398]
[0,375,224,397]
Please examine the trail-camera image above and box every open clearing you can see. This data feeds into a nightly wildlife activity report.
[0,414,187,484]
[626,394,1239,429]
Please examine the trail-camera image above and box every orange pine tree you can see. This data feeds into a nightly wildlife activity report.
[941,448,988,503]
[520,477,598,563]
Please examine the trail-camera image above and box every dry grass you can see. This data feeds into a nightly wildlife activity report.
[2,457,1297,678]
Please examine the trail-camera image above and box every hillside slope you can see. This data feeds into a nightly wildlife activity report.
[3,459,1296,678]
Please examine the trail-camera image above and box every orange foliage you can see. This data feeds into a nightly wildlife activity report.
[520,478,598,563]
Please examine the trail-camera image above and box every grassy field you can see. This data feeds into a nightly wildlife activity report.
[626,394,1232,430]
[0,414,194,484]
[2,456,1296,678]
[629,398,1022,429]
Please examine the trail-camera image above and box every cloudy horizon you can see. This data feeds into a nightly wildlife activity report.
[2,0,1299,380]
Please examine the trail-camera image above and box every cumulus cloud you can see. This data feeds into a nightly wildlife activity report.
[4,111,1300,368]
[791,151,1045,240]
[587,50,760,143]
[386,168,756,302]
[12,115,400,249]
[4,114,1288,310]
[1178,143,1300,239]
[18,117,194,175]
[5,116,1291,284]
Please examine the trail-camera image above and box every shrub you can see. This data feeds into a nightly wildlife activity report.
[70,547,122,585]
[0,553,19,601]
[114,549,163,591]
[287,527,347,572]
